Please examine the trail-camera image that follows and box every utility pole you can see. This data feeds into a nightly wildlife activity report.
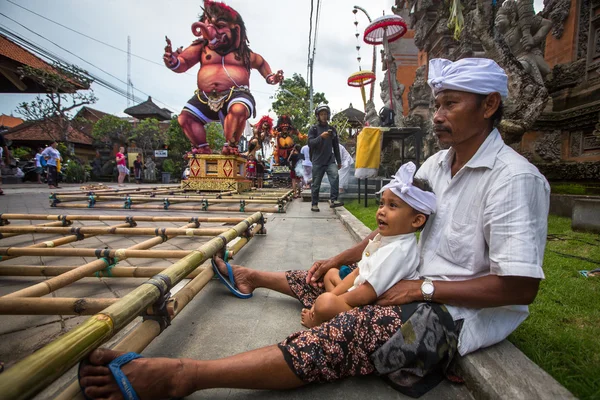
[127,36,132,107]
[309,53,315,114]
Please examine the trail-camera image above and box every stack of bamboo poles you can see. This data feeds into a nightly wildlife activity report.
[0,212,265,399]
[48,188,293,213]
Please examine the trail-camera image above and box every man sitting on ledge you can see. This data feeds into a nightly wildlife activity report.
[79,58,550,399]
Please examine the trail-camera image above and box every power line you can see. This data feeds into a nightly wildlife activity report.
[0,13,178,110]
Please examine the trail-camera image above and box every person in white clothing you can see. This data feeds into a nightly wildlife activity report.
[300,162,435,328]
[300,144,312,189]
[338,143,354,193]
[41,140,62,189]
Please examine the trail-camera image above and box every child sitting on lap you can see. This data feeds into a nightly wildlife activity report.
[301,162,436,328]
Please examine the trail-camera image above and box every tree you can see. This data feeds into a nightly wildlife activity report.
[129,118,166,157]
[16,63,97,142]
[206,122,225,151]
[270,73,327,133]
[91,115,132,145]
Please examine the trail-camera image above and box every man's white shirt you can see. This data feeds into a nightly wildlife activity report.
[415,128,550,355]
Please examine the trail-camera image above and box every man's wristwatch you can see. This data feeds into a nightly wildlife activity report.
[421,279,435,302]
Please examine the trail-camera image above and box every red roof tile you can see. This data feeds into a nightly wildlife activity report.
[4,120,93,145]
[0,114,24,128]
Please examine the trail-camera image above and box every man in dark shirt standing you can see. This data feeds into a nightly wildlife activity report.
[308,103,343,212]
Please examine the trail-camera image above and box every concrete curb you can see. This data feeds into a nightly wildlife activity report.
[333,206,576,400]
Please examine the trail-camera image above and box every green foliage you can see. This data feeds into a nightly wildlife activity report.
[62,159,86,183]
[550,183,587,195]
[344,203,600,399]
[331,113,352,143]
[12,146,33,160]
[166,117,189,158]
[92,115,131,144]
[270,73,328,133]
[129,118,166,157]
[206,122,225,151]
[16,63,97,141]
[161,159,176,173]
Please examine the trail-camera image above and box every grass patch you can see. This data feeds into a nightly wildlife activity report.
[550,183,588,195]
[343,202,600,399]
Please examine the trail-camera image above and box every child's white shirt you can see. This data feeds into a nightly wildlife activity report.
[349,233,420,296]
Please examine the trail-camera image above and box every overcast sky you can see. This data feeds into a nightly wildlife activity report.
[0,0,544,124]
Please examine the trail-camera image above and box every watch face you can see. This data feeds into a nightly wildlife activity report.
[422,282,434,295]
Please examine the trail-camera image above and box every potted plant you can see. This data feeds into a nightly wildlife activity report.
[161,159,175,183]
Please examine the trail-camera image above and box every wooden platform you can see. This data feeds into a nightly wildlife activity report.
[181,154,252,192]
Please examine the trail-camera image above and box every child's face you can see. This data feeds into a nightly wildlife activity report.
[376,189,425,236]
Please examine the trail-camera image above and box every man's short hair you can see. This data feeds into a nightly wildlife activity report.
[476,94,503,127]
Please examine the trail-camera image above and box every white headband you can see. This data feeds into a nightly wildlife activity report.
[428,58,509,98]
[378,162,436,215]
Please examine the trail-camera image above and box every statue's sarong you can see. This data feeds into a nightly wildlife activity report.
[183,87,256,124]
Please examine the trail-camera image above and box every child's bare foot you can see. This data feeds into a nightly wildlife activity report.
[301,308,318,328]
[212,255,255,295]
[79,348,196,399]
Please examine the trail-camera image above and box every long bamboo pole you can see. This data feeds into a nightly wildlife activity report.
[0,297,119,315]
[52,203,283,213]
[52,195,282,204]
[0,222,132,263]
[0,212,263,400]
[2,221,200,298]
[0,265,205,278]
[0,226,229,236]
[0,247,191,259]
[0,221,66,239]
[0,214,247,224]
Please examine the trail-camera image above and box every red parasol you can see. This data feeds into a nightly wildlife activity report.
[363,15,408,45]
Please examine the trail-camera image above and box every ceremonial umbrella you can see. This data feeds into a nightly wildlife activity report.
[347,70,376,111]
[363,14,407,110]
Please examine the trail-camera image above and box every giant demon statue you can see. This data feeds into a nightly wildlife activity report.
[164,1,283,155]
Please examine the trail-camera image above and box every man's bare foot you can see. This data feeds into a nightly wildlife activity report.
[212,255,255,295]
[300,308,318,328]
[79,348,196,399]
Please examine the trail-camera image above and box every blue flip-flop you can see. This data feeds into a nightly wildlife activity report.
[211,258,252,299]
[79,352,142,400]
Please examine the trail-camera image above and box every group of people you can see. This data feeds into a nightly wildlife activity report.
[79,58,550,400]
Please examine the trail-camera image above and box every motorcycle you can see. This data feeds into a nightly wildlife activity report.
[21,159,40,182]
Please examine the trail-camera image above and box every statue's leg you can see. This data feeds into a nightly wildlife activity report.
[178,112,211,153]
[222,103,249,155]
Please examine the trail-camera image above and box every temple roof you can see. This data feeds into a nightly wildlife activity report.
[334,103,365,127]
[0,114,24,129]
[124,97,172,121]
[3,120,93,145]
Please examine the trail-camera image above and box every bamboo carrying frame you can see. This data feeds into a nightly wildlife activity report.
[0,211,266,399]
[48,185,294,213]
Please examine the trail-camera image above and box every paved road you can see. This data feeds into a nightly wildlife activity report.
[0,184,472,399]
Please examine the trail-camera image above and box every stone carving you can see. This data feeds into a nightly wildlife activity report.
[577,0,590,60]
[495,0,553,85]
[364,100,380,127]
[380,49,405,127]
[408,65,432,111]
[535,130,562,162]
[545,59,586,93]
[570,131,583,157]
[541,0,571,38]
[537,161,600,180]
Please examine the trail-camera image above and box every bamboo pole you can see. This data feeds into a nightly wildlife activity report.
[0,226,229,237]
[0,247,192,259]
[0,265,205,278]
[2,221,200,298]
[0,221,66,239]
[0,297,119,315]
[52,203,283,213]
[0,222,132,263]
[0,212,263,400]
[52,195,281,204]
[0,214,246,224]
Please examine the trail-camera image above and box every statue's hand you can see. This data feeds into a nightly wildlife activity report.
[520,34,534,51]
[163,36,178,68]
[270,70,284,84]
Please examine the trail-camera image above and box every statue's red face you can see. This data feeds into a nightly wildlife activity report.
[192,15,241,51]
[262,122,269,130]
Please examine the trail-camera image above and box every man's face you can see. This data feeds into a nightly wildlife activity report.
[51,142,57,149]
[318,110,328,123]
[433,90,488,149]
